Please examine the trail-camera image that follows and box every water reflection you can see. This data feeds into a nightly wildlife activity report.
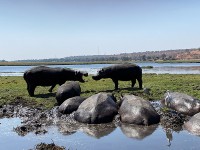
[79,123,116,139]
[57,121,116,139]
[120,124,158,140]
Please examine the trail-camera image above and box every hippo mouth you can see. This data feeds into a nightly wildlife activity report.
[92,75,101,80]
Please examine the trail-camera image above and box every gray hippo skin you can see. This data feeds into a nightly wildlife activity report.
[92,63,142,90]
[74,93,118,124]
[58,96,85,114]
[23,66,88,96]
[56,81,81,105]
[119,95,160,125]
[184,112,200,135]
[162,91,200,116]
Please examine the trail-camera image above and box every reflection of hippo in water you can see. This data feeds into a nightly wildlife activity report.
[23,66,88,96]
[92,63,142,90]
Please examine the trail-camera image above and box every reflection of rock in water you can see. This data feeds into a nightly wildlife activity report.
[120,124,158,140]
[57,121,79,135]
[79,123,116,139]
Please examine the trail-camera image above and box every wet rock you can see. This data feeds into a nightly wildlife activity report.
[33,142,65,150]
[184,112,200,135]
[119,95,160,125]
[74,93,118,124]
[56,81,81,105]
[58,96,85,114]
[162,91,200,116]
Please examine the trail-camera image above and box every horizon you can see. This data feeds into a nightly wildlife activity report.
[1,0,200,61]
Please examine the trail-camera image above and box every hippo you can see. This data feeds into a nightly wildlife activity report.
[56,82,82,105]
[23,66,88,96]
[119,95,160,125]
[92,63,142,90]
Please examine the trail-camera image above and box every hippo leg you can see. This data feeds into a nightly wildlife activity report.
[48,84,56,92]
[112,79,118,90]
[137,77,143,89]
[28,85,36,97]
[131,79,136,88]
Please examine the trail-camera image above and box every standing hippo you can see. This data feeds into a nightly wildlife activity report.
[23,66,88,96]
[92,63,142,90]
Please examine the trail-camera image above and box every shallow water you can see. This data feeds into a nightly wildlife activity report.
[1,118,200,150]
[0,62,200,76]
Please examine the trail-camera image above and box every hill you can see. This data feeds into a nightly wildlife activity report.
[9,48,200,63]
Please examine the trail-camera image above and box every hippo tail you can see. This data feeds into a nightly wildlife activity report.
[23,71,28,81]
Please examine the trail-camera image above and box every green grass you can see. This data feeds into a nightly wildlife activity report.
[0,74,200,109]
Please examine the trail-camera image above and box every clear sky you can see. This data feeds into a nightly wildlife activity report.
[0,0,200,61]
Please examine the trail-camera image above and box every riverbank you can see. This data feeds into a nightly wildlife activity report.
[0,74,199,109]
[0,59,199,66]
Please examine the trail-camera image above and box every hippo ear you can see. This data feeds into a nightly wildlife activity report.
[83,72,88,77]
[75,71,79,76]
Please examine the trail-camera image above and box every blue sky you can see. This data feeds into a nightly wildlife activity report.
[0,0,200,60]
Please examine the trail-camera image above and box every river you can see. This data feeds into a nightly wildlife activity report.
[0,62,200,76]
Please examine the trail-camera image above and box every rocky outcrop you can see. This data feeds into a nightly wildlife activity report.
[162,91,200,116]
[58,96,85,114]
[74,93,118,124]
[119,95,160,125]
[184,112,200,135]
[56,81,81,105]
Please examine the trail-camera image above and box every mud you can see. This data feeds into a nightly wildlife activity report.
[31,142,65,150]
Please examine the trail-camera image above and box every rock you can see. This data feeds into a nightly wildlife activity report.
[56,81,81,105]
[162,91,200,116]
[119,95,160,125]
[184,112,200,135]
[74,93,118,124]
[58,96,85,114]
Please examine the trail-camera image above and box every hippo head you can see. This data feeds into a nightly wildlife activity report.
[75,71,88,83]
[92,69,105,80]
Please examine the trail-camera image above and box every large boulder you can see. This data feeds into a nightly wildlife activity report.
[119,95,160,125]
[184,112,200,135]
[74,93,118,124]
[162,91,200,116]
[58,96,85,114]
[56,81,81,105]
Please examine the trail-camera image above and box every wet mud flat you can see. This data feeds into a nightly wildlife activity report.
[0,99,197,150]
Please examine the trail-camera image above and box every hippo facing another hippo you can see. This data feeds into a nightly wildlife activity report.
[92,63,142,90]
[23,66,88,96]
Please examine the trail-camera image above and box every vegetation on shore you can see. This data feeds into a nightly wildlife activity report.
[0,74,199,109]
[0,59,199,66]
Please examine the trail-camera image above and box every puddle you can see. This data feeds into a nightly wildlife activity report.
[1,117,200,150]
